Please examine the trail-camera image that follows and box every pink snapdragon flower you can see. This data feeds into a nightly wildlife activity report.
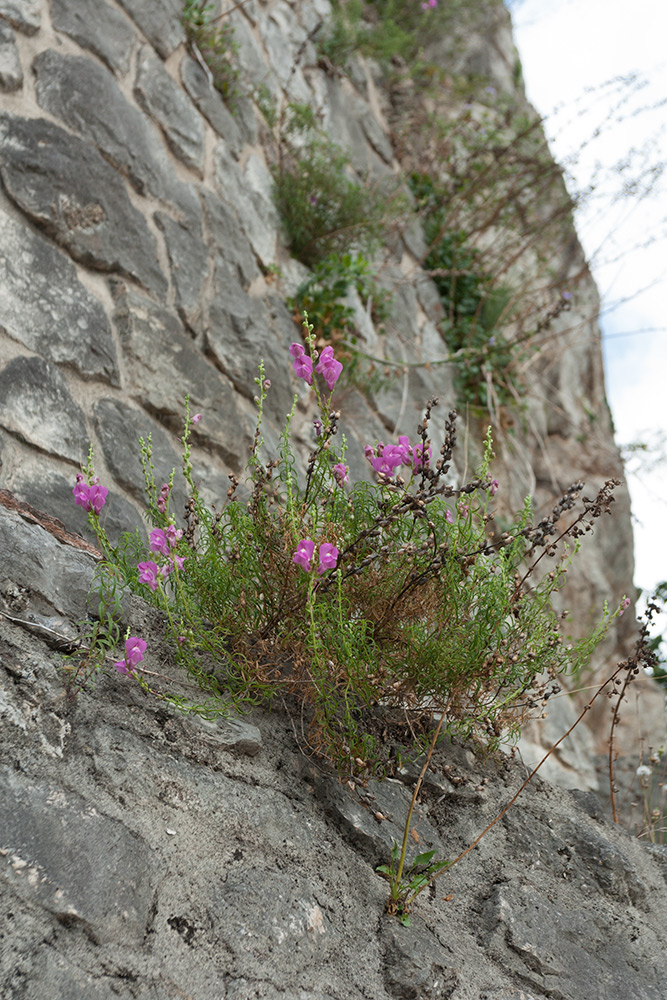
[192,412,202,424]
[333,463,349,486]
[157,482,171,513]
[289,343,313,385]
[114,636,147,675]
[292,539,315,571]
[315,345,343,391]
[149,529,170,557]
[138,561,160,592]
[73,474,108,515]
[619,596,632,616]
[489,478,499,496]
[292,539,339,575]
[165,524,183,547]
[317,542,339,575]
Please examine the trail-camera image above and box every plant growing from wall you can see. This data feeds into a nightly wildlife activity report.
[273,110,398,268]
[182,0,240,108]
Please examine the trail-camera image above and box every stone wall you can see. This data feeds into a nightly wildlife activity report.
[0,0,662,786]
[1,2,667,995]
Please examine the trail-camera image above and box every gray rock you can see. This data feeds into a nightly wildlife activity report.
[0,207,119,383]
[188,713,262,756]
[0,114,167,296]
[381,920,459,999]
[134,45,205,172]
[213,141,278,266]
[0,356,88,464]
[33,49,174,201]
[0,766,155,944]
[316,774,443,865]
[111,280,252,468]
[92,396,187,512]
[200,187,260,288]
[115,0,185,59]
[0,504,96,617]
[155,199,210,332]
[0,0,39,35]
[50,0,136,75]
[181,53,243,157]
[0,20,21,90]
[482,881,664,1000]
[205,259,295,424]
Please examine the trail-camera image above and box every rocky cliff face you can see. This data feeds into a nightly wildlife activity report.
[0,1,666,995]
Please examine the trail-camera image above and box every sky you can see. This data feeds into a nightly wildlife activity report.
[509,0,667,641]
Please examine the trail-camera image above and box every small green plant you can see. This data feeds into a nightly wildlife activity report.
[182,0,240,108]
[408,172,521,412]
[273,107,400,267]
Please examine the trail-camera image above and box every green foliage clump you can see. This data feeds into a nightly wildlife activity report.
[70,331,622,782]
[182,0,240,108]
[408,172,521,412]
[273,121,394,268]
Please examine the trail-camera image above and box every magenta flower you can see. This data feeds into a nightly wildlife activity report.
[445,509,454,524]
[149,529,170,557]
[289,343,313,385]
[165,524,183,548]
[318,542,339,575]
[397,436,412,465]
[333,463,349,486]
[457,503,469,518]
[114,636,147,675]
[157,482,171,513]
[489,478,499,496]
[73,474,108,514]
[192,413,202,424]
[315,345,343,391]
[138,561,160,592]
[619,596,632,616]
[170,555,186,572]
[413,443,431,471]
[293,539,315,571]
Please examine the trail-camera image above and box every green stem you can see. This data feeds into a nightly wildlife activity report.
[393,711,446,896]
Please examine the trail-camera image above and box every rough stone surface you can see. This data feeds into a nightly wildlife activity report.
[0,114,167,296]
[134,45,205,173]
[9,462,143,544]
[0,0,39,35]
[0,598,666,1000]
[50,0,136,76]
[180,53,243,157]
[111,279,253,467]
[0,207,119,383]
[33,49,176,202]
[0,356,88,464]
[115,0,185,59]
[0,504,96,618]
[154,198,209,331]
[0,20,21,90]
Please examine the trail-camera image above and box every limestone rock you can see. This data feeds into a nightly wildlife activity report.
[181,53,243,157]
[50,0,136,76]
[0,356,88,465]
[0,20,21,90]
[134,45,205,173]
[92,397,186,512]
[33,49,176,202]
[115,0,185,59]
[0,207,119,383]
[0,114,167,296]
[111,280,253,468]
[0,0,39,35]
